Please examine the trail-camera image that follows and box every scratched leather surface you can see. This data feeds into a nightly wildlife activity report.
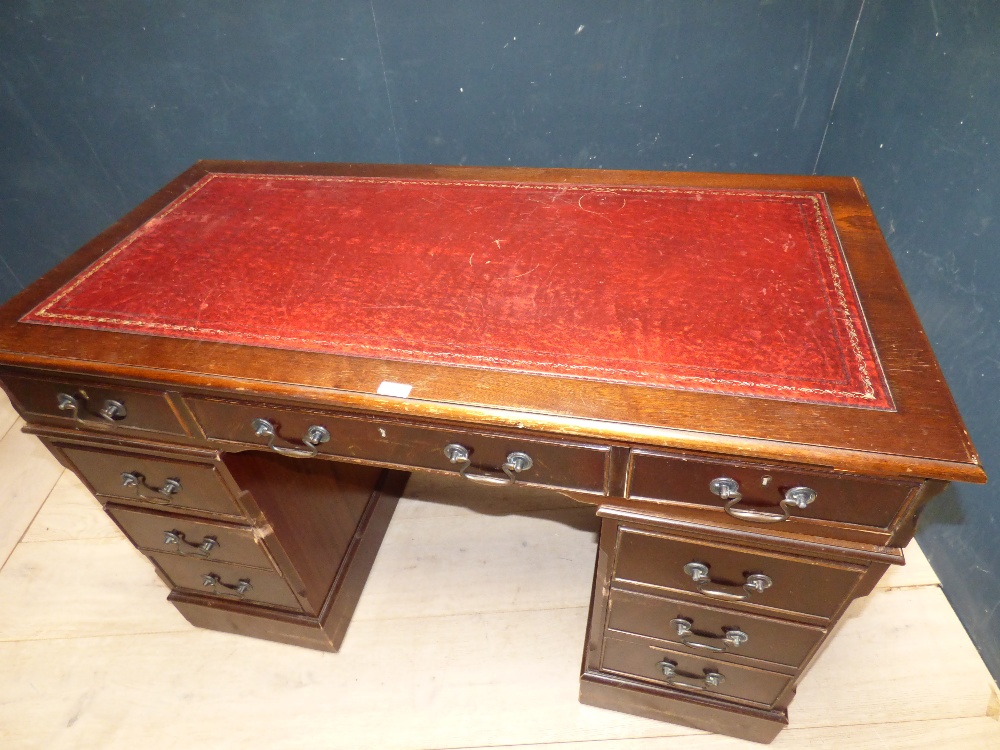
[22,173,893,410]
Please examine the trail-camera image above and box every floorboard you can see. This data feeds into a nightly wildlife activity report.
[445,717,1000,750]
[0,417,64,570]
[0,389,17,437]
[20,470,122,543]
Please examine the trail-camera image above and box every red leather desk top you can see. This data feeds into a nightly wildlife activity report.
[22,173,892,410]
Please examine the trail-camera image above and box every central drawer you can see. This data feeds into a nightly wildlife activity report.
[186,396,611,495]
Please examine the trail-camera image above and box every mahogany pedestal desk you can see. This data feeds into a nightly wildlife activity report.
[0,162,985,743]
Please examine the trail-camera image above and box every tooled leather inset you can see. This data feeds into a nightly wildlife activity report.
[21,173,894,410]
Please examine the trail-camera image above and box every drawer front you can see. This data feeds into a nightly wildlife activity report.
[3,374,186,436]
[601,633,792,708]
[188,397,610,495]
[150,553,302,611]
[106,504,273,570]
[628,449,919,530]
[613,526,865,620]
[607,588,825,669]
[59,444,243,518]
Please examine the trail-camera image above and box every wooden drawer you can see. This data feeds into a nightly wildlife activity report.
[613,525,865,620]
[187,397,610,495]
[150,553,302,611]
[58,443,244,518]
[606,588,825,669]
[601,632,792,708]
[627,449,919,530]
[3,373,186,436]
[106,504,274,570]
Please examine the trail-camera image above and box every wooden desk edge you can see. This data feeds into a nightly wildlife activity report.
[0,353,985,486]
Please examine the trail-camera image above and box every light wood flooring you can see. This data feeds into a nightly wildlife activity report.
[0,389,997,749]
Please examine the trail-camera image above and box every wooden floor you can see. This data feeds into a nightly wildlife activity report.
[0,390,997,750]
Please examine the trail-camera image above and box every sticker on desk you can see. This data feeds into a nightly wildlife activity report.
[376,381,413,398]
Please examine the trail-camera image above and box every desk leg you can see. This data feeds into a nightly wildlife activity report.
[578,516,787,744]
[171,456,409,652]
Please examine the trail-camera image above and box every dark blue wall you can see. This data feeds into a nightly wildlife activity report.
[371,2,859,170]
[817,1,1000,678]
[0,0,860,301]
[1,1,997,677]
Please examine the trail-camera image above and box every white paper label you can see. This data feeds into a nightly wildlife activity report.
[376,381,413,398]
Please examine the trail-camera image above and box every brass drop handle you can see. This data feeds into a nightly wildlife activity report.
[201,573,252,597]
[671,617,749,653]
[443,443,533,486]
[683,562,772,601]
[121,472,182,503]
[57,392,127,425]
[657,659,725,691]
[711,477,818,523]
[163,530,218,558]
[252,418,330,458]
